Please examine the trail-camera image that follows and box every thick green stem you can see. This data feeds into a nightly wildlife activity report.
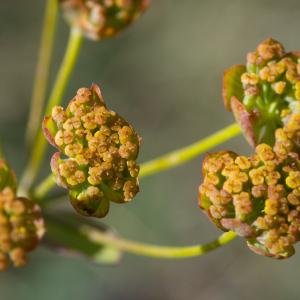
[81,226,237,259]
[26,0,58,145]
[33,123,241,199]
[139,123,241,177]
[20,28,83,194]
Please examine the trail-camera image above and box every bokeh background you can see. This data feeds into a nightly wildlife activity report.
[1,0,300,299]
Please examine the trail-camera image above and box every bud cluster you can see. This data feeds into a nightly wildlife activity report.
[60,0,149,40]
[0,161,44,271]
[223,38,300,147]
[43,84,141,218]
[199,111,300,258]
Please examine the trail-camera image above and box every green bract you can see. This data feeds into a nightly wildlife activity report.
[223,38,300,147]
[43,84,141,218]
[60,0,149,40]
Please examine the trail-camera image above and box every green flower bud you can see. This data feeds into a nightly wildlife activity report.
[223,38,300,147]
[60,0,150,40]
[43,84,141,218]
[199,112,300,259]
[0,161,45,271]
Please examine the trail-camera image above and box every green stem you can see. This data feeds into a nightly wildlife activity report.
[81,226,237,259]
[33,123,241,199]
[139,123,241,177]
[25,0,58,146]
[44,28,83,117]
[20,28,83,194]
[0,144,5,160]
[34,174,56,200]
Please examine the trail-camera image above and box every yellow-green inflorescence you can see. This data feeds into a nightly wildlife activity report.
[223,38,300,147]
[60,0,150,40]
[0,160,45,271]
[199,111,300,259]
[43,84,141,218]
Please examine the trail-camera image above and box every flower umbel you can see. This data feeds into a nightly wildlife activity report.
[0,160,44,271]
[223,38,300,147]
[43,84,141,218]
[60,0,149,40]
[199,111,300,259]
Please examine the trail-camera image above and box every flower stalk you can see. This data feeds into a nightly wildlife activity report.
[81,226,237,259]
[34,174,56,200]
[20,27,83,194]
[34,122,241,199]
[25,0,59,145]
[139,123,241,177]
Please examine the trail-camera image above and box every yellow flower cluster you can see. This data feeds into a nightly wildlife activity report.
[199,111,300,258]
[224,38,300,147]
[44,84,140,218]
[0,161,44,271]
[60,0,149,40]
[244,38,300,100]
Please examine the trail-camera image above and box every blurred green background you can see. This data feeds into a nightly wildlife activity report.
[1,0,300,299]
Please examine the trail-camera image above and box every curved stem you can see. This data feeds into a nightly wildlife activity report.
[33,123,241,199]
[26,0,58,146]
[139,123,241,177]
[20,28,83,194]
[81,226,237,259]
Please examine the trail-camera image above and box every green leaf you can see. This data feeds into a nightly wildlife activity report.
[42,116,58,148]
[44,210,122,265]
[231,96,256,148]
[223,64,246,111]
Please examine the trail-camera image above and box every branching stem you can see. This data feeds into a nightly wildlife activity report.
[33,123,241,199]
[81,226,237,259]
[140,123,241,177]
[25,0,58,145]
[20,28,83,194]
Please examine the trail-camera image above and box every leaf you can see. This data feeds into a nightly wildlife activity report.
[223,64,246,111]
[220,218,254,238]
[44,210,122,265]
[231,96,256,148]
[285,51,300,59]
[246,240,294,259]
[50,152,68,189]
[69,190,110,219]
[90,83,105,105]
[42,116,58,148]
[231,96,278,147]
